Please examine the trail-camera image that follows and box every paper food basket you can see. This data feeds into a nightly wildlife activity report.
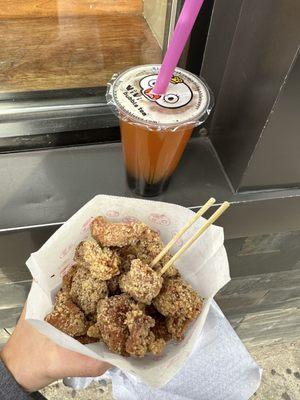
[25,195,230,388]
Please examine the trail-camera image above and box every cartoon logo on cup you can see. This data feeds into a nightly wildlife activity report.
[140,75,193,109]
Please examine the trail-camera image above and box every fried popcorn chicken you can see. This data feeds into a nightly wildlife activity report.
[62,265,78,291]
[96,294,135,355]
[45,216,204,357]
[148,336,166,356]
[119,259,163,305]
[70,266,108,316]
[45,289,88,337]
[131,227,165,264]
[107,274,121,295]
[119,230,180,278]
[116,246,137,272]
[92,217,179,275]
[91,217,143,247]
[76,335,100,345]
[75,239,120,280]
[166,316,191,342]
[154,257,181,279]
[153,278,203,319]
[87,323,102,340]
[125,307,155,357]
[146,306,172,342]
[116,224,167,265]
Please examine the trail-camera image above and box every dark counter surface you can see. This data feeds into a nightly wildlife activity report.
[0,137,231,228]
[0,136,299,238]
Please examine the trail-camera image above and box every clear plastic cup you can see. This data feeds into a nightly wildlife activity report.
[107,65,213,197]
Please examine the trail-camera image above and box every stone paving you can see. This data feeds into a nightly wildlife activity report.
[249,340,300,400]
[41,339,300,400]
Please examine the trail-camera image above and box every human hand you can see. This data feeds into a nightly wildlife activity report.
[0,305,110,392]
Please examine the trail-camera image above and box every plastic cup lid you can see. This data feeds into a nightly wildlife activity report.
[107,64,213,130]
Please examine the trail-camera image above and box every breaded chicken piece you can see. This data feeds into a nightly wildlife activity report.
[153,257,181,279]
[119,259,163,305]
[148,336,166,356]
[153,278,203,319]
[146,306,171,342]
[96,294,135,355]
[116,224,167,265]
[62,265,78,291]
[45,289,88,337]
[132,227,165,264]
[117,230,180,278]
[92,216,179,276]
[76,335,100,344]
[116,246,137,272]
[92,217,145,247]
[70,266,108,316]
[87,323,102,340]
[125,307,155,357]
[166,316,191,341]
[107,274,121,295]
[74,239,120,280]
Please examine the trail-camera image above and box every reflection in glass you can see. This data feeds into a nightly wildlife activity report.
[0,0,173,93]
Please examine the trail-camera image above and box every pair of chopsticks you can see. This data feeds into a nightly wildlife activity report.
[151,198,230,276]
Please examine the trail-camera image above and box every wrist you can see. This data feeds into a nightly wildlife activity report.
[0,342,51,392]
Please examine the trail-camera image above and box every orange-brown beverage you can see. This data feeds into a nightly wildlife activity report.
[107,65,212,196]
[120,120,193,196]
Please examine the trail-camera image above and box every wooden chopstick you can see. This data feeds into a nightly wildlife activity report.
[159,201,230,276]
[150,197,216,268]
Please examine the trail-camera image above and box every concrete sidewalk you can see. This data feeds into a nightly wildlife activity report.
[40,339,300,400]
[248,340,300,400]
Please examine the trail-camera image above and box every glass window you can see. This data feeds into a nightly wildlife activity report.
[0,1,179,142]
[0,1,176,93]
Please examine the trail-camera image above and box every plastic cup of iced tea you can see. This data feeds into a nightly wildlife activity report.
[107,65,213,197]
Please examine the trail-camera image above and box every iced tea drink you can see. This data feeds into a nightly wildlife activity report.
[120,120,193,196]
[107,65,212,196]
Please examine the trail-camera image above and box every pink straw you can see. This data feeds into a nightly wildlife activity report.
[153,0,205,95]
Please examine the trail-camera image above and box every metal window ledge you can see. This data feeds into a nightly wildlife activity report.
[0,136,299,239]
